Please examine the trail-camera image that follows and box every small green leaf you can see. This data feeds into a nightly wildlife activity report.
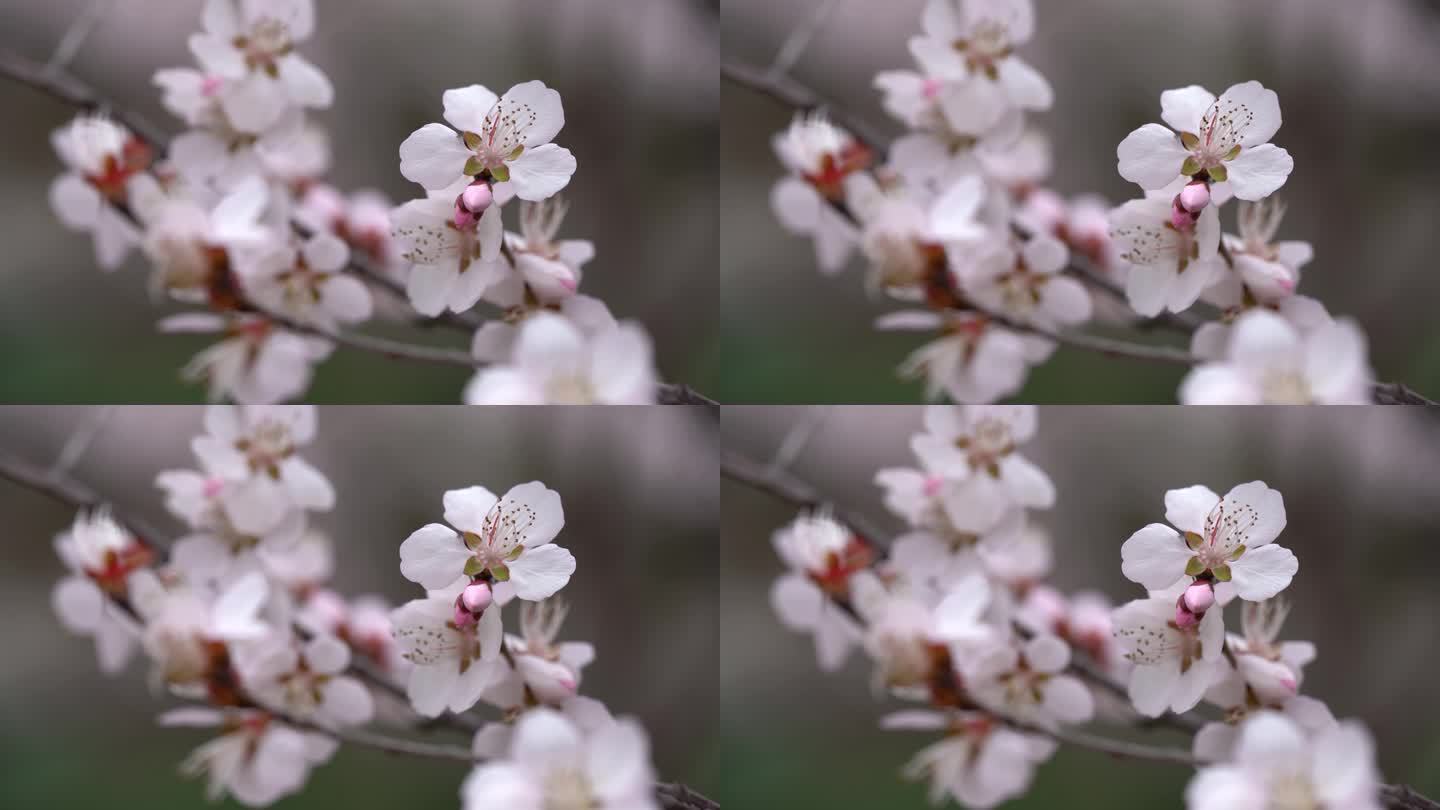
[463,156,484,176]
[1208,165,1228,183]
[490,164,510,183]
[1225,144,1242,160]
[490,563,510,582]
[1180,132,1199,150]
[1229,544,1246,561]
[1185,557,1206,576]
[1212,564,1232,582]
[1181,156,1201,176]
[463,557,485,577]
[462,131,482,150]
[1184,531,1204,550]
[462,531,482,551]
[508,145,525,160]
[505,546,524,562]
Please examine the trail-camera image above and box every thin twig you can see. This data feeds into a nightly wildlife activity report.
[766,0,846,82]
[45,0,116,76]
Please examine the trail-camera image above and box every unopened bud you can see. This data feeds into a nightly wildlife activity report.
[453,200,479,229]
[461,581,494,614]
[1179,181,1211,214]
[461,182,494,214]
[1174,602,1199,629]
[1170,198,1196,231]
[1236,255,1298,303]
[1183,581,1216,615]
[453,602,476,627]
[1238,654,1299,704]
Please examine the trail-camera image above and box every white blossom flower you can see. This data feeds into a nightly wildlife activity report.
[130,570,274,690]
[770,112,871,273]
[190,405,334,536]
[1112,595,1227,716]
[909,0,1053,137]
[49,115,150,269]
[160,707,337,808]
[390,184,508,316]
[236,633,375,728]
[298,185,406,271]
[168,109,310,189]
[1109,193,1225,317]
[1121,481,1296,601]
[884,709,1056,809]
[503,599,595,705]
[1193,696,1336,764]
[135,176,271,301]
[187,0,332,132]
[1205,598,1317,713]
[964,635,1095,730]
[502,196,593,303]
[850,173,990,294]
[158,467,307,585]
[399,482,574,600]
[1117,82,1293,200]
[1185,712,1381,810]
[299,591,408,676]
[391,587,505,717]
[1220,197,1312,305]
[910,405,1055,526]
[461,708,659,810]
[237,232,373,329]
[880,310,1046,404]
[52,510,153,673]
[1180,310,1372,405]
[960,233,1092,329]
[462,314,657,405]
[468,296,615,364]
[161,313,333,405]
[399,82,575,200]
[770,513,874,671]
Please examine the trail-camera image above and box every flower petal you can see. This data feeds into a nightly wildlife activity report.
[398,524,470,589]
[1116,124,1187,189]
[1120,524,1190,590]
[507,143,577,202]
[1228,544,1298,601]
[398,123,470,190]
[508,543,576,601]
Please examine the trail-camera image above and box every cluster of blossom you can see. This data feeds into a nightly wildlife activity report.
[767,0,1375,404]
[45,0,659,404]
[766,405,1385,808]
[50,404,662,808]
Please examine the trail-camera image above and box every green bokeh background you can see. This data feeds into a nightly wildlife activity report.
[721,0,1440,402]
[0,406,720,808]
[720,406,1440,808]
[0,0,719,402]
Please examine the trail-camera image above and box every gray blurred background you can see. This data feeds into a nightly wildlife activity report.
[721,0,1440,402]
[721,406,1440,808]
[0,405,719,807]
[0,0,719,402]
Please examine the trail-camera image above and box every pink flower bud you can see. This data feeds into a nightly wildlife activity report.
[922,475,945,498]
[1238,655,1300,704]
[1235,255,1298,304]
[1178,181,1211,214]
[203,477,226,498]
[461,582,493,614]
[922,78,943,100]
[453,602,476,627]
[1170,198,1196,232]
[453,200,479,229]
[201,75,225,97]
[461,182,493,214]
[1174,603,1199,629]
[1183,581,1216,615]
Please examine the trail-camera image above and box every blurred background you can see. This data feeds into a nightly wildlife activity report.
[721,405,1440,807]
[0,405,719,807]
[0,0,719,402]
[721,0,1440,402]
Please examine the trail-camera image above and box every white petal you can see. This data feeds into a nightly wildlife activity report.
[1164,485,1220,535]
[279,457,334,510]
[407,663,459,717]
[1227,144,1293,201]
[1116,124,1188,189]
[507,144,577,201]
[49,173,102,230]
[938,77,1010,136]
[1186,766,1267,810]
[1229,544,1298,601]
[771,574,822,631]
[1023,635,1070,673]
[997,454,1054,508]
[303,635,350,674]
[512,708,583,769]
[1235,712,1308,771]
[1180,365,1263,405]
[996,57,1052,110]
[319,275,373,323]
[406,263,459,317]
[1305,320,1370,403]
[1311,721,1377,803]
[1128,661,1180,718]
[929,174,986,241]
[497,80,566,148]
[507,544,576,601]
[1120,524,1190,590]
[277,55,333,107]
[1160,85,1217,134]
[443,486,500,534]
[1042,675,1094,724]
[503,481,565,548]
[221,72,287,132]
[442,84,500,133]
[770,176,821,233]
[53,577,104,633]
[1219,80,1283,147]
[398,123,470,190]
[211,571,269,640]
[1221,480,1287,548]
[586,719,653,802]
[1124,263,1173,318]
[589,323,656,404]
[223,475,290,536]
[398,524,470,589]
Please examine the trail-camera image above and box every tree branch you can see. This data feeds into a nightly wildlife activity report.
[0,448,716,810]
[722,58,1438,407]
[723,443,1436,808]
[0,46,716,409]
